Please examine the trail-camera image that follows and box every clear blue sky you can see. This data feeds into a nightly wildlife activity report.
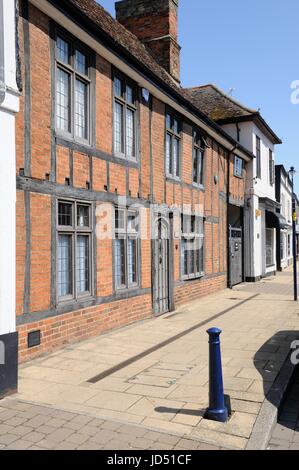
[97,0,299,190]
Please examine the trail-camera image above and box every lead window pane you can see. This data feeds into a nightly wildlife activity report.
[76,235,90,294]
[58,202,73,226]
[58,234,72,297]
[126,85,134,104]
[173,138,180,177]
[126,108,135,157]
[128,212,138,232]
[77,205,90,228]
[193,149,199,183]
[75,50,87,75]
[75,79,88,139]
[56,35,90,142]
[56,68,70,132]
[114,77,122,97]
[57,37,69,64]
[181,216,204,279]
[166,133,172,175]
[199,150,204,185]
[166,111,181,178]
[114,208,139,290]
[128,237,137,286]
[173,118,179,134]
[115,237,126,288]
[114,101,124,154]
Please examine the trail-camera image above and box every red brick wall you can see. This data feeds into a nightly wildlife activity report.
[29,4,51,180]
[17,294,152,363]
[152,98,165,204]
[29,193,51,313]
[15,2,247,362]
[56,146,70,185]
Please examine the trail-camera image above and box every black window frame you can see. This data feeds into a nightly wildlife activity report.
[165,108,182,180]
[181,214,205,280]
[114,207,140,291]
[256,135,261,179]
[57,199,93,304]
[113,70,138,161]
[193,129,205,187]
[54,28,92,144]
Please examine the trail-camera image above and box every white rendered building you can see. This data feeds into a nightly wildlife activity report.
[187,85,282,282]
[0,0,20,396]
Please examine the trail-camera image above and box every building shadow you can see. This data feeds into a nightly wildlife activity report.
[254,330,299,432]
[154,406,206,419]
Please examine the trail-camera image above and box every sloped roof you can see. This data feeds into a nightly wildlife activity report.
[48,0,254,158]
[186,84,257,121]
[67,0,182,91]
[185,84,282,144]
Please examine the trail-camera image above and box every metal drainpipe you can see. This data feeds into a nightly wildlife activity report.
[0,0,5,105]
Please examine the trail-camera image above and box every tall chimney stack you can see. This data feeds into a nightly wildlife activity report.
[115,0,181,84]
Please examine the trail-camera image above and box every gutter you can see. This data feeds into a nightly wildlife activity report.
[32,0,253,163]
[0,0,5,105]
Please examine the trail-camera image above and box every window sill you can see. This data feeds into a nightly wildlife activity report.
[115,285,140,294]
[181,273,205,282]
[166,176,181,184]
[114,152,138,163]
[192,182,205,190]
[57,295,95,312]
[55,131,91,149]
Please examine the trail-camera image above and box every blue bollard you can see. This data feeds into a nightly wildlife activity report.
[206,327,228,423]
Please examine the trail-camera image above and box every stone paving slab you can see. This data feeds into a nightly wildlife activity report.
[0,398,221,451]
[7,267,299,449]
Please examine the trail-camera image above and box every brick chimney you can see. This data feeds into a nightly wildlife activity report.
[115,0,181,83]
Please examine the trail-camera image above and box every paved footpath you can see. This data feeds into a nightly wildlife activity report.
[3,267,299,450]
[268,366,299,451]
[0,398,220,450]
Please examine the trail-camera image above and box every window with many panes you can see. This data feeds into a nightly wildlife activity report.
[234,156,244,178]
[55,33,91,141]
[114,208,139,290]
[256,136,261,179]
[57,200,92,302]
[193,130,205,186]
[166,110,181,179]
[113,74,137,159]
[181,214,204,280]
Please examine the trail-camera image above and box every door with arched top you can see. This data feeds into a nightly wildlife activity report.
[153,218,170,316]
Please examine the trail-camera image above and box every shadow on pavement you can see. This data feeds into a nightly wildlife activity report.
[254,330,299,432]
[155,406,206,418]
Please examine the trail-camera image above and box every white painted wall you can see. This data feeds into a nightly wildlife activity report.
[0,0,19,335]
[222,120,278,279]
